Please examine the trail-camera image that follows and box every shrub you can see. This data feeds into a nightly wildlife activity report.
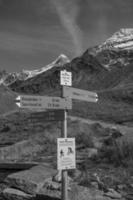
[100,137,133,167]
[76,132,94,148]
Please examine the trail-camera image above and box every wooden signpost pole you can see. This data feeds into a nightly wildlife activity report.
[60,70,72,200]
[61,109,68,200]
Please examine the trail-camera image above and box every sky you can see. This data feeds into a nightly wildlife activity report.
[0,0,133,72]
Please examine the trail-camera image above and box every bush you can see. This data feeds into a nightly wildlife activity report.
[76,132,94,148]
[100,137,133,167]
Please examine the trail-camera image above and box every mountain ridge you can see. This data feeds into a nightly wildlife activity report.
[1,29,133,124]
[0,54,70,87]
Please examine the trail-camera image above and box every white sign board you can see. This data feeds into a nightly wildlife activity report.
[57,138,76,170]
[63,86,98,102]
[60,70,72,86]
[16,95,72,110]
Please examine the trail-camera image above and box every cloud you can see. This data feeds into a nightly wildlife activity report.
[51,0,83,56]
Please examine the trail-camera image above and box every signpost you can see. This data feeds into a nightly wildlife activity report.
[15,69,98,200]
[60,70,72,200]
[57,138,75,170]
[16,95,72,110]
[63,86,98,102]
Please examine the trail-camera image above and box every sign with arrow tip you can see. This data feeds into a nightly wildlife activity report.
[15,95,72,110]
[63,86,98,102]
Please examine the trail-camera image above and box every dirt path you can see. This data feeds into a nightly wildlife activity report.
[69,115,133,136]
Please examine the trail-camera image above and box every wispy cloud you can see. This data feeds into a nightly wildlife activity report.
[51,0,83,56]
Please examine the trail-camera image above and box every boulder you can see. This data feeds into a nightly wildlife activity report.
[37,183,111,200]
[2,188,34,200]
[86,148,98,158]
[104,188,122,199]
[5,164,56,195]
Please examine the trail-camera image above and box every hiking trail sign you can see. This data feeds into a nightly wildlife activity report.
[63,86,98,102]
[15,95,72,110]
[29,110,65,122]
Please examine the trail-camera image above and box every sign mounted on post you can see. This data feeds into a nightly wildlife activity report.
[60,70,72,86]
[29,110,65,122]
[15,95,72,110]
[57,138,76,170]
[63,86,98,102]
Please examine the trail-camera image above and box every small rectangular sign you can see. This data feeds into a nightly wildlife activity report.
[60,70,72,86]
[16,95,72,110]
[63,86,98,102]
[57,138,76,170]
[29,110,65,122]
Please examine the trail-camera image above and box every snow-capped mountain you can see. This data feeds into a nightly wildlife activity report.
[93,29,133,69]
[1,54,70,86]
[1,29,133,124]
[101,29,133,50]
[22,54,70,79]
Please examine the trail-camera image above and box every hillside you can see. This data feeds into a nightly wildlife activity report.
[0,29,133,200]
[0,29,131,125]
[0,29,133,125]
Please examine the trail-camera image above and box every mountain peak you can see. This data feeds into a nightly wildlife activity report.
[52,54,70,66]
[1,54,70,86]
[101,28,133,50]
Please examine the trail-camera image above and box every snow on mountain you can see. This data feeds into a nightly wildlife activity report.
[101,29,133,50]
[1,54,70,86]
[22,54,70,79]
[92,29,133,69]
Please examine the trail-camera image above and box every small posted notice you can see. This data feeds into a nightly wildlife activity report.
[57,138,76,170]
[60,70,72,86]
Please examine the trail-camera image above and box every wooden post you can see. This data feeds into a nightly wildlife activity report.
[61,86,68,200]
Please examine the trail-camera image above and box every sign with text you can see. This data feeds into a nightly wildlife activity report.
[60,70,72,86]
[57,138,76,170]
[16,95,72,110]
[29,110,65,122]
[63,86,98,102]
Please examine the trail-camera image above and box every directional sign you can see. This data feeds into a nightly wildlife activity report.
[63,86,98,102]
[29,110,65,122]
[60,70,72,86]
[57,138,76,170]
[15,95,72,110]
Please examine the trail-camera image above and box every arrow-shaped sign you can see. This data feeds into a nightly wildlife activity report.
[15,96,21,107]
[63,86,98,102]
[15,95,72,110]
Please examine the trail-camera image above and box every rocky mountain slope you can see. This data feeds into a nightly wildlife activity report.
[0,28,131,124]
[0,54,69,86]
[5,29,132,93]
[0,29,133,123]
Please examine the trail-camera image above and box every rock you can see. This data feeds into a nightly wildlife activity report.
[125,193,133,200]
[37,183,111,200]
[5,164,56,195]
[90,181,99,189]
[2,188,34,200]
[110,127,123,138]
[129,183,133,188]
[92,138,103,149]
[69,169,82,181]
[117,184,126,190]
[43,178,61,191]
[52,170,62,182]
[104,188,122,199]
[86,148,98,158]
[1,125,10,132]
